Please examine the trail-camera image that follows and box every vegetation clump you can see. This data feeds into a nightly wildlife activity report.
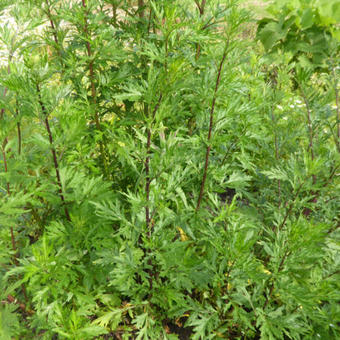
[0,0,339,339]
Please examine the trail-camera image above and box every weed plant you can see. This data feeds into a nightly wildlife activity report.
[0,0,339,339]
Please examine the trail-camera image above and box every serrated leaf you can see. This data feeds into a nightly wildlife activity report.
[226,172,251,189]
[92,309,122,329]
[262,168,288,181]
[80,325,108,337]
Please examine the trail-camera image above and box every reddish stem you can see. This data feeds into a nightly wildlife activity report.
[196,43,228,211]
[15,101,21,155]
[195,0,207,60]
[45,0,59,46]
[36,84,71,221]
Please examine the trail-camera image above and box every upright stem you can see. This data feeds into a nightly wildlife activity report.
[112,2,117,25]
[274,179,306,233]
[263,249,289,309]
[138,0,145,18]
[81,0,108,177]
[45,0,59,46]
[145,94,162,235]
[196,43,228,211]
[194,0,207,60]
[36,83,71,221]
[44,0,64,69]
[1,142,27,298]
[16,99,21,155]
[0,57,16,256]
[299,86,316,186]
[16,124,21,155]
[10,226,18,264]
[300,89,314,160]
[145,129,151,231]
[0,91,7,119]
[0,84,28,302]
[0,63,10,119]
[331,65,340,153]
[271,107,281,207]
[1,139,10,196]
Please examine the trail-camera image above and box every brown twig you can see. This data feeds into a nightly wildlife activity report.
[138,0,145,18]
[45,0,59,46]
[36,83,71,221]
[196,42,229,211]
[3,295,33,315]
[194,0,207,60]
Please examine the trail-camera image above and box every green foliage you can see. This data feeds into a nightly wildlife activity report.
[256,0,340,69]
[0,0,339,339]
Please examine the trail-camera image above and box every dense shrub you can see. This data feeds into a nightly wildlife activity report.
[0,0,339,339]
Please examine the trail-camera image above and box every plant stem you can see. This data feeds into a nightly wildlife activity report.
[45,0,59,46]
[81,0,108,178]
[271,106,281,207]
[196,42,228,211]
[299,86,316,184]
[145,94,162,235]
[15,99,21,155]
[274,179,306,233]
[331,64,340,153]
[36,83,71,222]
[2,152,28,301]
[1,96,28,302]
[194,0,207,60]
[1,57,13,195]
[1,139,10,196]
[44,0,65,67]
[0,63,10,119]
[0,56,20,268]
[4,295,33,315]
[263,250,289,309]
[111,2,117,25]
[138,0,145,18]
